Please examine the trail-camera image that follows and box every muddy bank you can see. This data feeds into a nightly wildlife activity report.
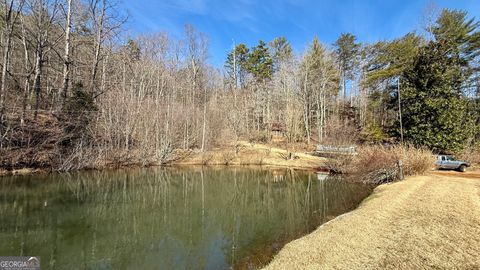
[264,173,480,269]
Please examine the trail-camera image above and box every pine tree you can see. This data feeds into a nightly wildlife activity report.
[247,40,273,83]
[366,33,423,85]
[300,37,339,142]
[401,9,479,152]
[334,33,360,98]
[225,43,249,89]
[269,37,293,72]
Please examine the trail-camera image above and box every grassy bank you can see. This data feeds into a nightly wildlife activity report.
[170,141,327,170]
[264,172,480,269]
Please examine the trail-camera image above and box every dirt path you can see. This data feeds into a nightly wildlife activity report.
[431,170,480,179]
[264,173,480,270]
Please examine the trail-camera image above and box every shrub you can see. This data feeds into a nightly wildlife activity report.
[64,83,97,118]
[61,82,97,146]
[248,131,270,144]
[347,145,434,184]
[456,146,480,166]
[359,123,388,144]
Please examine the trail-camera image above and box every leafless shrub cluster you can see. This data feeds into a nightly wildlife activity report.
[457,146,480,166]
[248,131,270,144]
[220,150,236,165]
[200,152,213,165]
[346,145,434,184]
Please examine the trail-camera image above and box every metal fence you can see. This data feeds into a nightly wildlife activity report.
[316,145,357,155]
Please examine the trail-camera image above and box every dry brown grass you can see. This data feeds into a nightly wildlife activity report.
[170,141,327,169]
[457,146,480,168]
[264,173,480,270]
[346,145,434,183]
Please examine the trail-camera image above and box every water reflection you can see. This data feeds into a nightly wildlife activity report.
[0,167,372,270]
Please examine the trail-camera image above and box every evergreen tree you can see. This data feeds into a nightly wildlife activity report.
[269,37,293,71]
[300,37,339,142]
[247,40,273,83]
[432,9,480,61]
[334,33,360,98]
[362,33,423,140]
[225,43,249,89]
[366,33,423,85]
[401,9,479,152]
[124,39,141,62]
[303,37,338,92]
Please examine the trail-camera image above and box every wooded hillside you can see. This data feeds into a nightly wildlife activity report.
[0,0,478,170]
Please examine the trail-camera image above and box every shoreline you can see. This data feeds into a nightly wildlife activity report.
[0,141,329,177]
[0,163,326,178]
[263,172,480,269]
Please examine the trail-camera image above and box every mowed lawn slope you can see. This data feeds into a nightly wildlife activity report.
[264,173,480,270]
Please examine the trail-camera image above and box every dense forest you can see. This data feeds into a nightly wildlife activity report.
[0,0,479,170]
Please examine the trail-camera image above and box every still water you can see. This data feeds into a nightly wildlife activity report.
[0,167,372,269]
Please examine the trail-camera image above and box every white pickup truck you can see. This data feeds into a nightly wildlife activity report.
[435,155,470,172]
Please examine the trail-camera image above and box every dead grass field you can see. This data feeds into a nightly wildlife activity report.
[264,172,480,270]
[171,141,327,169]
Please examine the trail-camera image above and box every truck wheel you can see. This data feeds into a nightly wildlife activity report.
[459,165,467,172]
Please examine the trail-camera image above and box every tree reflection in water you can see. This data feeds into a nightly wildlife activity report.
[0,167,372,270]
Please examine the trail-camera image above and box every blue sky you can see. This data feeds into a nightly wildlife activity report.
[122,0,480,66]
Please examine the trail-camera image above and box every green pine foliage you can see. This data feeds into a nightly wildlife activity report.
[366,33,424,86]
[65,82,97,115]
[360,123,386,144]
[400,9,479,152]
[225,43,249,88]
[364,8,479,153]
[224,40,274,86]
[247,40,273,82]
[334,33,360,81]
[269,37,293,71]
[402,42,474,152]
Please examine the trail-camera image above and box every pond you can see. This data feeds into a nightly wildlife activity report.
[0,167,372,270]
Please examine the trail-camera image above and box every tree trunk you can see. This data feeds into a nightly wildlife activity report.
[0,0,23,120]
[33,43,44,120]
[0,25,12,119]
[20,15,31,125]
[90,0,106,96]
[303,71,310,144]
[317,90,322,143]
[60,0,73,103]
[201,86,207,152]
